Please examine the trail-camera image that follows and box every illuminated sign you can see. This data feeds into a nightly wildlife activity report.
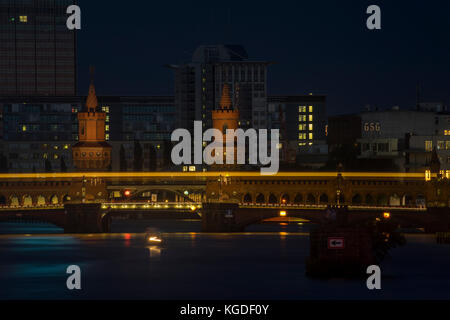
[364,122,381,132]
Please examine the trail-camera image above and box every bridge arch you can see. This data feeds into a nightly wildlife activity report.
[268,194,278,204]
[243,193,252,203]
[365,194,375,205]
[37,195,46,206]
[134,188,194,203]
[240,209,325,231]
[50,195,59,205]
[294,194,303,204]
[10,195,19,207]
[306,193,316,205]
[255,193,265,204]
[280,194,290,205]
[23,195,33,207]
[377,194,388,206]
[402,194,413,206]
[416,194,426,207]
[62,195,71,203]
[389,193,401,206]
[319,194,329,205]
[352,193,363,205]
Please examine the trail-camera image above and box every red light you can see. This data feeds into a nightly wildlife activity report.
[124,190,131,197]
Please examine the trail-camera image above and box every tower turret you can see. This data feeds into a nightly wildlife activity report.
[72,72,112,171]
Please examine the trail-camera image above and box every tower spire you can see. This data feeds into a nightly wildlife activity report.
[86,66,98,112]
[219,83,232,110]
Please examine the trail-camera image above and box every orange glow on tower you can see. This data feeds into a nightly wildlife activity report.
[72,71,112,171]
[211,84,240,167]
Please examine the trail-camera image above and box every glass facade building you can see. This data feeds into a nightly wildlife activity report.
[0,96,175,172]
[0,0,76,96]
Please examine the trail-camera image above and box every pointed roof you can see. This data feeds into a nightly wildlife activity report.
[219,83,232,110]
[86,81,98,112]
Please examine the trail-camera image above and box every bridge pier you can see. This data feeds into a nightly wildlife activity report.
[64,203,110,234]
[201,202,241,232]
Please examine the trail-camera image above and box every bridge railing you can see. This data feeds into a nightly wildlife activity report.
[101,202,203,211]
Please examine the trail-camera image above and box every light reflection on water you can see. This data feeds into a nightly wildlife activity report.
[0,221,450,300]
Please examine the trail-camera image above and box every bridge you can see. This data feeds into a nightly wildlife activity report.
[0,171,448,233]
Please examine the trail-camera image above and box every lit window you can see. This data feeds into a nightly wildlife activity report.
[54,146,59,150]
[309,133,314,140]
[299,133,306,140]
[299,115,306,122]
[64,145,69,150]
[22,125,27,132]
[105,125,110,131]
[437,141,445,150]
[445,130,450,136]
[54,154,59,160]
[309,106,314,113]
[299,143,306,147]
[19,15,27,23]
[425,141,433,152]
[309,115,313,122]
[102,106,110,113]
[43,153,48,159]
[299,124,306,131]
[105,134,110,141]
[309,124,313,131]
[189,166,196,172]
[299,106,306,113]
[183,166,188,172]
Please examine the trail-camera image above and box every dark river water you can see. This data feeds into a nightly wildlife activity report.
[0,219,449,300]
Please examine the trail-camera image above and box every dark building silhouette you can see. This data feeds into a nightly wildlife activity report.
[0,0,77,96]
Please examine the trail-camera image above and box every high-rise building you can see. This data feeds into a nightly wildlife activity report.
[268,95,327,165]
[170,45,272,133]
[0,0,77,96]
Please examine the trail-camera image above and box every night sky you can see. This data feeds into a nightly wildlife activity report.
[76,0,450,115]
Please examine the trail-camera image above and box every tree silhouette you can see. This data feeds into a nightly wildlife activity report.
[133,140,143,172]
[148,144,157,171]
[45,159,52,173]
[0,154,8,173]
[60,156,67,173]
[119,144,127,172]
[163,140,172,169]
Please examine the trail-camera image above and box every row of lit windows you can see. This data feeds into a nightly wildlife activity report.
[299,115,314,122]
[299,124,314,131]
[444,130,450,136]
[299,106,314,113]
[299,133,314,140]
[9,16,28,23]
[425,141,450,151]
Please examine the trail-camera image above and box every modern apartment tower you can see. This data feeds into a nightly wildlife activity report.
[0,0,77,96]
[170,45,272,133]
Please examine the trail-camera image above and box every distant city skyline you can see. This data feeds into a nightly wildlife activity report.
[76,0,450,115]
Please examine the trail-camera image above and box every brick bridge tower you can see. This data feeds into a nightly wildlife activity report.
[211,83,240,168]
[72,71,112,171]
